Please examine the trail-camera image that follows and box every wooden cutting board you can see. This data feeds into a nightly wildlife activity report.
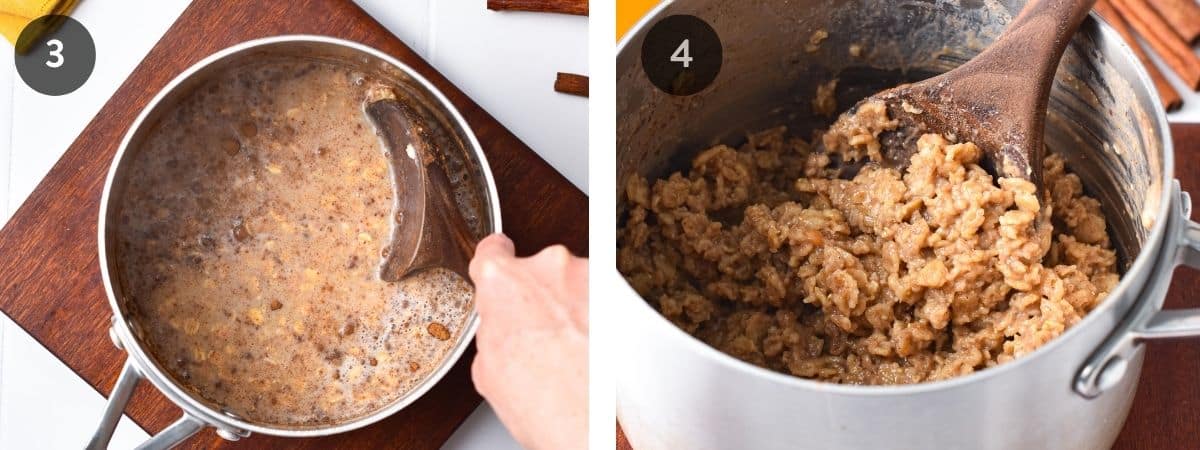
[618,125,1200,449]
[0,0,587,448]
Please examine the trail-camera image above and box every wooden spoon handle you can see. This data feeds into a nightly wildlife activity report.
[931,0,1096,187]
[966,0,1097,85]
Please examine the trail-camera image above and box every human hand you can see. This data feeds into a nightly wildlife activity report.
[469,234,589,450]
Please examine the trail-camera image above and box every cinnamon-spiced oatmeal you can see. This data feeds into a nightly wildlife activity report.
[617,100,1119,385]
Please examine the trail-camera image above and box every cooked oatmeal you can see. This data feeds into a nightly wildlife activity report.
[115,58,473,425]
[617,101,1119,385]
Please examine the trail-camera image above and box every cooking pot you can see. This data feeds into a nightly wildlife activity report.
[87,35,501,449]
[615,0,1193,448]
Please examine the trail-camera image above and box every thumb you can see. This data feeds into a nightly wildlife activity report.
[470,233,516,284]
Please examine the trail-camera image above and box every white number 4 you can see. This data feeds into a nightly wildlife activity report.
[45,39,64,68]
[670,39,693,68]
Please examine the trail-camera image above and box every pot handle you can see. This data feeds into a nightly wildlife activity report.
[86,358,206,450]
[1075,181,1200,398]
[138,416,206,450]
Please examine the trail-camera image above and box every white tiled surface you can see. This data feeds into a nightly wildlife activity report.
[358,0,590,191]
[0,314,148,450]
[0,0,586,448]
[0,0,189,447]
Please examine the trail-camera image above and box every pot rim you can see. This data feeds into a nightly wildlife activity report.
[97,34,502,436]
[615,5,1176,396]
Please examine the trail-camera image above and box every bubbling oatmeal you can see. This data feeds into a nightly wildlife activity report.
[617,100,1119,385]
[115,58,474,426]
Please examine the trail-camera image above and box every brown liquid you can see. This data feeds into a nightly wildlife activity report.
[115,58,472,426]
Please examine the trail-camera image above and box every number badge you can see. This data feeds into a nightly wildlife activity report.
[640,15,722,96]
[14,15,95,96]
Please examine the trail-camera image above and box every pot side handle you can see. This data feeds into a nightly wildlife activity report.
[86,358,206,450]
[1075,181,1200,398]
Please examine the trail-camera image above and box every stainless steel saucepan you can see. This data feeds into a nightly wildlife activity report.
[88,35,501,449]
[616,0,1194,448]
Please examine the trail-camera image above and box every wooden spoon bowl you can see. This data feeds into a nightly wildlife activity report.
[832,0,1097,188]
[367,93,478,283]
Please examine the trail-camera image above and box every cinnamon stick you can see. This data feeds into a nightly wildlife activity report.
[554,72,589,97]
[1145,0,1200,44]
[1111,0,1200,90]
[1095,0,1183,110]
[487,0,588,16]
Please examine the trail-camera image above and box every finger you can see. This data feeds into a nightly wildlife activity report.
[534,243,573,261]
[473,314,494,350]
[567,256,589,294]
[470,353,490,397]
[566,257,590,328]
[470,233,515,284]
[477,233,516,257]
[531,244,574,274]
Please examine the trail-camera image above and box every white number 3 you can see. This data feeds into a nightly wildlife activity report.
[671,39,693,68]
[45,39,64,68]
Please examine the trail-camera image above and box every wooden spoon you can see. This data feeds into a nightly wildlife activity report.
[833,0,1096,187]
[366,92,478,283]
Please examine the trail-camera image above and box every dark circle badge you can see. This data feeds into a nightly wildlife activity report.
[640,15,722,96]
[14,15,95,96]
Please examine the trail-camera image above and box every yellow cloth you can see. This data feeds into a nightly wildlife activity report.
[0,0,79,51]
[617,0,660,40]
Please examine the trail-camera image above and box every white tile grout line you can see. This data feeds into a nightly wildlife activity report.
[426,0,438,62]
[2,43,15,448]
[0,319,6,444]
[4,79,12,219]
[2,60,16,439]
